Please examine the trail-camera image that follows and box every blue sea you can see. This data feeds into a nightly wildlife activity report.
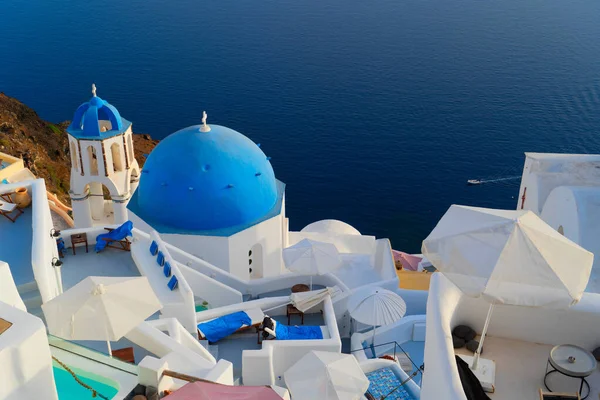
[2,0,600,252]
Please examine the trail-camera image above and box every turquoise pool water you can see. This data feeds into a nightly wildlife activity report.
[53,366,118,400]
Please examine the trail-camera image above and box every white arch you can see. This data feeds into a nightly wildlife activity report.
[70,141,79,172]
[111,142,123,172]
[86,145,98,176]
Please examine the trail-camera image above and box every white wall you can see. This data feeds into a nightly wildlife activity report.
[126,320,215,367]
[177,263,243,308]
[517,153,600,214]
[288,231,376,254]
[422,273,600,400]
[128,230,196,333]
[0,301,58,400]
[161,233,231,274]
[242,296,342,387]
[2,180,64,302]
[229,214,284,279]
[0,262,26,312]
[371,239,398,281]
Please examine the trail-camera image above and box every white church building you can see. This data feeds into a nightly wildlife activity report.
[65,86,397,286]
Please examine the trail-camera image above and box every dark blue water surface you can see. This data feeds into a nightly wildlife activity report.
[2,0,600,251]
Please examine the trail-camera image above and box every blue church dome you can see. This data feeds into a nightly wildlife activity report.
[67,84,131,139]
[135,123,279,232]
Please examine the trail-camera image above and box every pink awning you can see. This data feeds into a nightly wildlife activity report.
[392,250,422,271]
[164,381,283,400]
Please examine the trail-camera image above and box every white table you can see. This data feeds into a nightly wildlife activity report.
[544,344,597,399]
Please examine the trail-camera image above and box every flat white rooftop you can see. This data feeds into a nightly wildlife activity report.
[60,247,140,291]
[456,336,600,399]
[0,208,33,285]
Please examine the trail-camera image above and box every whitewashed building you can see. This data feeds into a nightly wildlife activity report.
[67,84,140,228]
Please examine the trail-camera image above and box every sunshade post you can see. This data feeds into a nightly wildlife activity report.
[472,303,494,370]
[105,324,112,357]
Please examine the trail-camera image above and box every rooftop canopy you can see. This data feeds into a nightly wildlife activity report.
[67,84,131,139]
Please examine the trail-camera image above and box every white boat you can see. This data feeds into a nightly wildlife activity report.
[467,179,482,185]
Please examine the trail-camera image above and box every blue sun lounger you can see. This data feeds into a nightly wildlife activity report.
[95,220,133,252]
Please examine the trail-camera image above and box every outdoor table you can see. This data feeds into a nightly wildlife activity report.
[544,344,597,399]
[70,232,89,255]
[287,284,310,324]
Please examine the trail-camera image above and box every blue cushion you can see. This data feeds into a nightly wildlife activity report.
[362,340,377,359]
[149,240,158,256]
[365,367,411,400]
[167,276,178,291]
[163,262,172,277]
[157,251,165,266]
[1,179,8,184]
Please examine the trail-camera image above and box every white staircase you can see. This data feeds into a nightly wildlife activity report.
[17,281,44,320]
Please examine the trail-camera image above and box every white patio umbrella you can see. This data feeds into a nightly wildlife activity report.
[264,286,342,314]
[283,239,342,289]
[347,286,407,345]
[284,351,369,400]
[422,205,593,370]
[291,286,342,312]
[42,276,162,355]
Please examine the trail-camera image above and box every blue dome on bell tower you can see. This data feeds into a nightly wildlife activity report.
[67,84,131,139]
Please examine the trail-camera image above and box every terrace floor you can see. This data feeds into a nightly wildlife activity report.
[60,247,140,291]
[455,336,600,399]
[0,208,33,285]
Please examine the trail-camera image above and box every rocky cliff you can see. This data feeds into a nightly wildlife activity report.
[0,93,157,204]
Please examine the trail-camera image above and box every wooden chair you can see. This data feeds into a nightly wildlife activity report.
[101,227,132,251]
[0,194,23,223]
[539,388,581,399]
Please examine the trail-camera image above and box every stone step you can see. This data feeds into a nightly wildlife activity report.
[17,280,38,294]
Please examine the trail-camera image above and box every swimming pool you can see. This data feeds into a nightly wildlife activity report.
[53,365,119,400]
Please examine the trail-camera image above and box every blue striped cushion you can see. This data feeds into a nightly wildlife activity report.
[167,275,178,291]
[149,240,158,256]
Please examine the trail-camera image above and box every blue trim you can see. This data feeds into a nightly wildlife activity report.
[167,276,178,291]
[128,180,285,237]
[67,95,129,139]
[149,241,158,256]
[157,251,165,266]
[67,118,131,140]
[163,262,172,277]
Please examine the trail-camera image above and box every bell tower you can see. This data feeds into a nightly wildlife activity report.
[67,84,140,228]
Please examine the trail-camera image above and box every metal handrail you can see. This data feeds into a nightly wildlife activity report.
[351,340,424,377]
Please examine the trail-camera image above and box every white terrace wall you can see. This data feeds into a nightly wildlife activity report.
[146,231,196,333]
[242,295,342,387]
[0,152,24,182]
[0,262,26,311]
[1,180,62,302]
[0,302,58,400]
[422,273,600,400]
[288,231,376,254]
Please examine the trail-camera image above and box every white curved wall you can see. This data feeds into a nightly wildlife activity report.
[422,273,600,399]
[541,186,600,291]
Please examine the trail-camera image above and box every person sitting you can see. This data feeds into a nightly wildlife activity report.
[262,316,324,340]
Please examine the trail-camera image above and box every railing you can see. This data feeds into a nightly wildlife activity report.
[351,340,424,385]
[48,334,138,375]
